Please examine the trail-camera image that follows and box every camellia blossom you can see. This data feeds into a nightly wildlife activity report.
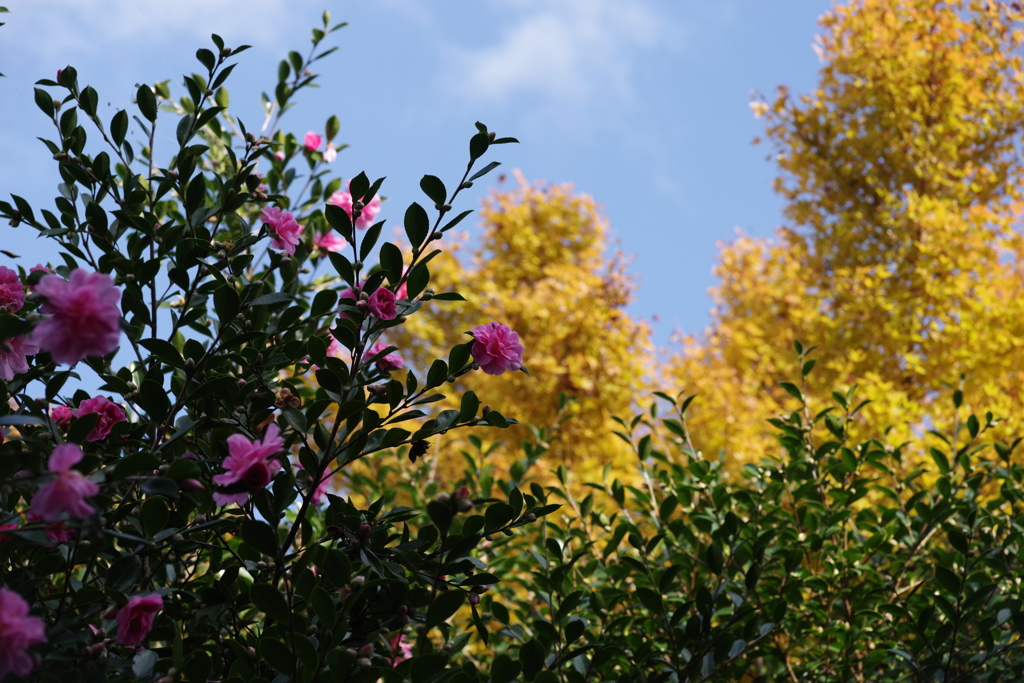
[294,462,329,505]
[114,593,164,646]
[0,586,47,681]
[212,423,285,507]
[0,335,38,381]
[261,207,304,255]
[323,143,338,163]
[76,395,126,442]
[366,342,404,373]
[50,405,74,429]
[0,524,17,547]
[327,182,381,230]
[314,230,346,254]
[32,269,121,365]
[26,513,74,546]
[470,322,524,376]
[0,266,25,312]
[367,287,397,320]
[30,443,100,521]
[389,633,414,668]
[303,131,322,151]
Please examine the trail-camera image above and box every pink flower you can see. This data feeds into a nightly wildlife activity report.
[212,423,284,507]
[50,405,74,429]
[470,322,524,376]
[0,266,25,312]
[323,143,338,163]
[327,182,381,230]
[114,593,164,646]
[76,396,126,442]
[27,513,74,545]
[367,287,397,320]
[314,230,347,254]
[303,131,322,151]
[0,587,47,680]
[32,269,121,365]
[274,150,286,161]
[294,462,329,505]
[261,207,304,255]
[367,342,404,373]
[390,633,413,668]
[0,335,39,381]
[30,443,99,521]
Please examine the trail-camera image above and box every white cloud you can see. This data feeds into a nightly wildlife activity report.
[449,0,671,105]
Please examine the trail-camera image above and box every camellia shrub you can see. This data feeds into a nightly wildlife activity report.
[0,12,544,683]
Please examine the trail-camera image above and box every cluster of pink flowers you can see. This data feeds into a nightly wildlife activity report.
[366,342,404,373]
[32,269,121,365]
[327,182,381,230]
[212,423,285,507]
[48,397,125,440]
[261,207,304,255]
[470,322,525,376]
[114,593,164,646]
[0,587,47,680]
[0,266,26,312]
[30,443,100,521]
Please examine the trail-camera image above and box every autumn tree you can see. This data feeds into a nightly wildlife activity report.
[388,173,651,486]
[668,0,1024,466]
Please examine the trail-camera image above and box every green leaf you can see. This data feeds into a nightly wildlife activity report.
[934,566,961,596]
[310,289,338,318]
[250,584,290,622]
[241,520,279,557]
[779,382,803,402]
[420,174,447,206]
[310,585,337,629]
[405,202,430,250]
[257,637,293,671]
[426,590,465,629]
[250,292,294,306]
[137,84,157,121]
[141,497,169,537]
[34,88,54,118]
[487,651,520,683]
[66,412,99,443]
[110,109,128,146]
[930,447,950,475]
[519,639,545,681]
[105,555,141,592]
[469,161,500,182]
[380,242,404,286]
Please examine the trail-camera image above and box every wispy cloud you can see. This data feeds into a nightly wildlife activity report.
[448,0,672,106]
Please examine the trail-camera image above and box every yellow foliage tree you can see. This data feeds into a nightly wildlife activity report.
[390,173,651,485]
[668,0,1024,466]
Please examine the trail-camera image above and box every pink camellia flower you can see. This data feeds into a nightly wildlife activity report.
[212,423,284,507]
[0,335,39,381]
[261,207,304,255]
[76,395,126,442]
[294,462,329,505]
[0,266,26,312]
[389,633,413,668]
[303,131,322,151]
[26,513,74,546]
[274,150,286,161]
[30,443,99,521]
[314,230,347,254]
[470,322,524,376]
[50,404,74,429]
[323,143,338,163]
[32,269,121,365]
[0,586,47,681]
[367,287,397,320]
[114,593,164,646]
[366,342,404,373]
[327,182,381,230]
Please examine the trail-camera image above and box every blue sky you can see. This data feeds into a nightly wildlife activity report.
[0,0,828,349]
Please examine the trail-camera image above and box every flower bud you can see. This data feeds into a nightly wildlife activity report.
[524,513,537,522]
[455,486,471,500]
[469,594,480,605]
[488,131,496,141]
[456,499,474,513]
[435,492,451,504]
[461,181,473,189]
[221,47,233,57]
[353,201,364,211]
[471,362,480,371]
[338,586,352,601]
[501,528,513,536]
[351,575,366,588]
[181,479,205,492]
[482,405,491,416]
[356,658,372,669]
[184,358,196,371]
[358,644,374,658]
